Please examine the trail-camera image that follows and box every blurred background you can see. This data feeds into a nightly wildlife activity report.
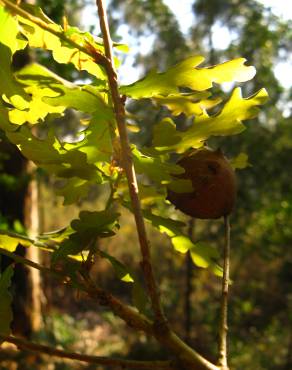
[0,0,291,369]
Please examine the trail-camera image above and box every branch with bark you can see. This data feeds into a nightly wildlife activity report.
[0,1,233,369]
[0,335,175,370]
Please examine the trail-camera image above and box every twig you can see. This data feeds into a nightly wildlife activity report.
[80,271,219,370]
[0,229,55,251]
[80,272,154,333]
[0,236,218,369]
[0,246,156,336]
[95,0,166,325]
[0,335,175,370]
[218,215,231,370]
[0,248,56,276]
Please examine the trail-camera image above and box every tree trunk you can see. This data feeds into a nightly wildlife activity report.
[23,160,43,333]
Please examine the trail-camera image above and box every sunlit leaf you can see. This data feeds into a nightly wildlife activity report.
[0,43,29,110]
[100,251,134,282]
[0,235,19,252]
[6,126,103,180]
[152,118,182,149]
[153,88,269,153]
[56,178,91,206]
[10,63,111,124]
[15,3,106,78]
[230,152,251,169]
[0,5,27,53]
[142,210,221,273]
[132,145,184,184]
[0,233,29,252]
[121,57,256,98]
[152,92,222,116]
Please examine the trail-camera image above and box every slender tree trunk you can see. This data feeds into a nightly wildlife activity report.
[184,218,195,344]
[23,160,43,332]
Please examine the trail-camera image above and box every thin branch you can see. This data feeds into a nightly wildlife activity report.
[218,215,231,370]
[80,271,219,370]
[80,272,154,333]
[0,247,55,276]
[0,335,175,370]
[0,246,156,336]
[95,0,166,325]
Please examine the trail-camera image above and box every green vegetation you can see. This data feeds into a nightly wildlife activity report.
[0,0,290,369]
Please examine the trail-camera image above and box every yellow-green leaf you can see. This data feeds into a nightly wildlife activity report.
[152,92,222,116]
[230,153,251,169]
[121,56,256,98]
[16,4,106,79]
[153,88,269,152]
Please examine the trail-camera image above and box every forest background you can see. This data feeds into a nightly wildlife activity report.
[0,0,291,369]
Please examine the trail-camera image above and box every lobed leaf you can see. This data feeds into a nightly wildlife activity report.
[100,250,149,313]
[152,92,222,117]
[153,88,269,153]
[141,210,222,274]
[52,210,120,261]
[14,3,106,79]
[120,56,256,98]
[132,145,184,185]
[100,251,134,283]
[9,63,111,125]
[0,7,29,109]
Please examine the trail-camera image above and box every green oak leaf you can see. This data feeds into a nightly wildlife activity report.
[71,210,120,236]
[0,6,27,54]
[52,210,120,261]
[6,127,103,181]
[152,118,181,149]
[56,178,91,206]
[142,210,186,238]
[0,265,14,340]
[0,235,19,252]
[38,227,73,244]
[8,83,64,125]
[132,145,184,184]
[10,63,111,124]
[100,250,149,313]
[230,153,251,169]
[100,251,134,283]
[0,230,40,252]
[5,115,113,202]
[152,92,222,117]
[153,88,269,153]
[0,43,29,110]
[15,4,106,78]
[142,210,221,274]
[63,116,113,164]
[120,56,256,98]
[0,104,19,132]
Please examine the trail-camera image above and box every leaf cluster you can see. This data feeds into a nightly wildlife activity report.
[0,0,268,347]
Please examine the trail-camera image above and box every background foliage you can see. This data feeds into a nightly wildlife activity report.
[0,1,291,370]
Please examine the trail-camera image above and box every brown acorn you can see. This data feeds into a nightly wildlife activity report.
[167,148,236,219]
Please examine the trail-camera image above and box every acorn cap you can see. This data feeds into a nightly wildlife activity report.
[167,148,236,219]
